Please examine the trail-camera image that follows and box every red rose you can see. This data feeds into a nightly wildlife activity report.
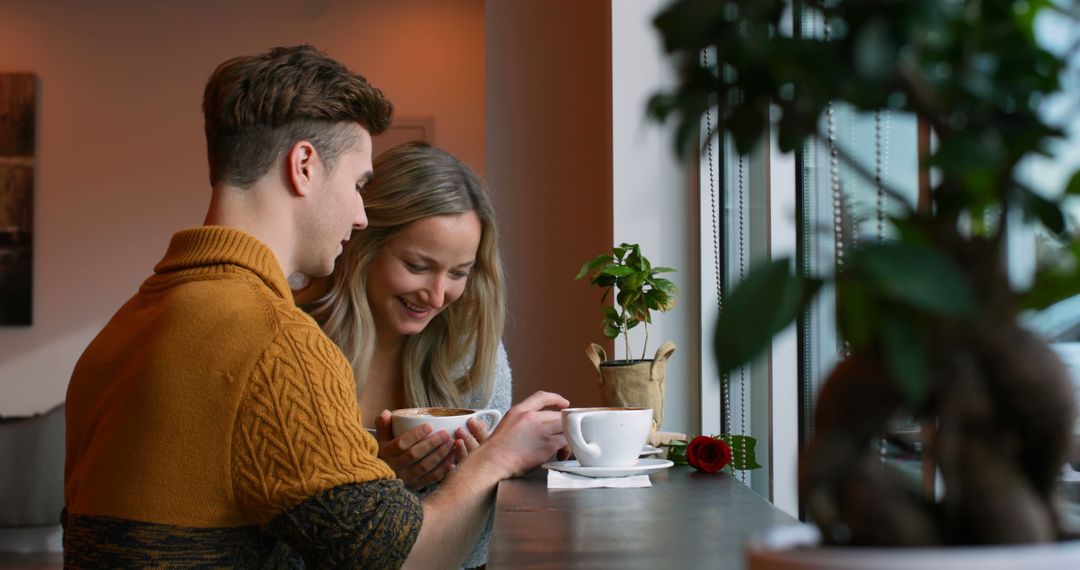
[686,435,732,473]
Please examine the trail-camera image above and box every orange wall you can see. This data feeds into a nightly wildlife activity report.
[486,1,614,408]
[0,0,485,415]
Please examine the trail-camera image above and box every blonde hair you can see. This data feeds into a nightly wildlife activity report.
[299,142,505,407]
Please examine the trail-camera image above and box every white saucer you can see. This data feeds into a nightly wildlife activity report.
[542,458,674,478]
[640,445,663,457]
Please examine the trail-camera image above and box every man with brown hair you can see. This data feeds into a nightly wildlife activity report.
[63,45,568,568]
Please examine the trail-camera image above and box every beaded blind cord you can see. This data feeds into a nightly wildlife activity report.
[705,47,748,483]
[800,7,818,446]
[875,110,886,462]
[703,48,731,447]
[874,109,892,463]
[875,110,891,241]
[824,18,851,363]
[736,145,749,484]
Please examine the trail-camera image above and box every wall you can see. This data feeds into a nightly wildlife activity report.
[486,1,614,408]
[0,0,485,415]
[611,0,698,434]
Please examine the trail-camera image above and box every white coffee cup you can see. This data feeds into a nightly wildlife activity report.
[561,407,652,467]
[390,407,503,438]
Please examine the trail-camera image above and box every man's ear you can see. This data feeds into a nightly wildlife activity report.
[287,140,318,197]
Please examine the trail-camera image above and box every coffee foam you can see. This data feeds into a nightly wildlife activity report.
[395,407,472,417]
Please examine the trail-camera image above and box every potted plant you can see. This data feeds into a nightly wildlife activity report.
[649,0,1080,565]
[576,242,678,430]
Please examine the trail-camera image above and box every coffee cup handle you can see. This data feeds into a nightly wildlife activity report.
[475,409,503,431]
[564,412,601,460]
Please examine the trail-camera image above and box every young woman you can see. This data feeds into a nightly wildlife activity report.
[298,141,510,569]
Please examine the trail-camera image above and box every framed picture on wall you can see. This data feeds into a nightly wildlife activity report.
[0,73,36,326]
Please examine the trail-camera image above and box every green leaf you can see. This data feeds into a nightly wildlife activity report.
[600,265,635,278]
[653,278,678,296]
[617,289,642,312]
[663,440,689,465]
[1065,169,1080,196]
[852,242,975,318]
[593,274,618,288]
[601,306,620,320]
[836,279,878,350]
[1018,188,1066,236]
[625,271,647,292]
[643,289,670,311]
[652,0,726,53]
[719,434,762,470]
[880,312,928,409]
[603,320,621,339]
[575,253,614,280]
[652,266,677,274]
[714,258,822,373]
[1020,241,1080,310]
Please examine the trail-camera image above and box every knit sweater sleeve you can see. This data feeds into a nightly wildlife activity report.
[489,341,513,414]
[231,314,421,566]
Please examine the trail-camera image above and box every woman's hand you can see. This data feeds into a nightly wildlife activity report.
[374,410,456,491]
[451,417,492,463]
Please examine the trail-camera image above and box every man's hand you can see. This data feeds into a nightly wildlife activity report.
[479,391,570,478]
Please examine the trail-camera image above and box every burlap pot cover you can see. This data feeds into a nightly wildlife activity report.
[586,340,676,431]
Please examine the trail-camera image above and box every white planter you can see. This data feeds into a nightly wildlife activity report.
[747,524,1080,570]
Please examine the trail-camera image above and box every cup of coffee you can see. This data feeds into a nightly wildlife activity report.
[561,407,652,467]
[390,407,503,438]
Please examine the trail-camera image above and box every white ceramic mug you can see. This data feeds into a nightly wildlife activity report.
[561,407,652,467]
[390,407,503,438]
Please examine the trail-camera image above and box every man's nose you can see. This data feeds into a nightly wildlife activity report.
[354,195,368,230]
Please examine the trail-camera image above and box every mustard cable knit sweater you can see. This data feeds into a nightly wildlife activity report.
[64,226,422,567]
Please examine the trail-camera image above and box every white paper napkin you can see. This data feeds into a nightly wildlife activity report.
[546,469,652,489]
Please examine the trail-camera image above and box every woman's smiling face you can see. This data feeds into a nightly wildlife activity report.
[366,211,482,338]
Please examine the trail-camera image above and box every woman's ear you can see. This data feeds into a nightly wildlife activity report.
[287,140,318,196]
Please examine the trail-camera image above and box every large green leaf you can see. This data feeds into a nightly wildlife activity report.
[880,312,928,409]
[835,279,879,350]
[714,258,821,374]
[852,243,975,318]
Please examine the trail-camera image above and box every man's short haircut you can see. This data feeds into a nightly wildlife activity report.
[203,45,393,187]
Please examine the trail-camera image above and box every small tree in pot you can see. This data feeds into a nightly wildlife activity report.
[577,243,678,430]
[649,0,1080,556]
